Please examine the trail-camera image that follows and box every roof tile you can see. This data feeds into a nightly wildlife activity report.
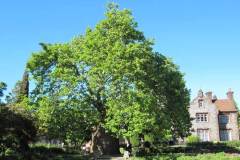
[214,99,238,112]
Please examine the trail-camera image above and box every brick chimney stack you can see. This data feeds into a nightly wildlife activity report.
[206,91,213,102]
[212,95,217,102]
[227,88,234,100]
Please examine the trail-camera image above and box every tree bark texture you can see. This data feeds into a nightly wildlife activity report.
[90,126,120,155]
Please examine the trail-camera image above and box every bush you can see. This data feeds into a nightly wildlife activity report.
[224,140,240,148]
[120,147,125,155]
[0,106,36,158]
[130,135,140,147]
[4,148,15,156]
[31,145,65,154]
[186,135,200,145]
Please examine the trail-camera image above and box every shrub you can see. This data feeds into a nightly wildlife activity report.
[120,147,125,155]
[186,135,200,145]
[144,134,154,143]
[4,148,15,156]
[0,106,36,158]
[130,135,140,147]
[224,140,240,148]
[31,145,65,154]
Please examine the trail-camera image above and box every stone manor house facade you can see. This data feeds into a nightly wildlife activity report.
[189,89,239,141]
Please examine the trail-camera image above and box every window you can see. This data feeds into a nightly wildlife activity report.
[196,113,208,122]
[197,129,209,141]
[198,99,203,107]
[220,130,231,141]
[219,114,229,124]
[198,100,203,107]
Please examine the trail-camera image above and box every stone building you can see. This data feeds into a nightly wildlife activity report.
[189,89,239,141]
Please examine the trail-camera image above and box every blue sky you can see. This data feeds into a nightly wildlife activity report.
[0,0,240,104]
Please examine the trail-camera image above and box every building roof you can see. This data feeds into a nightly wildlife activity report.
[214,99,238,112]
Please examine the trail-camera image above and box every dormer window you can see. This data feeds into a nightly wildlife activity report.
[198,99,203,107]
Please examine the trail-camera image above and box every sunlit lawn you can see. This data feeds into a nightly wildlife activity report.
[131,152,240,160]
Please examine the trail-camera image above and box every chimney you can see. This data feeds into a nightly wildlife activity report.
[198,89,203,98]
[212,95,217,102]
[205,91,212,101]
[227,88,234,100]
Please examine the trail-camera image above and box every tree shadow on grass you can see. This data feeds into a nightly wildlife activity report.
[1,146,90,160]
[135,142,240,160]
[138,153,180,160]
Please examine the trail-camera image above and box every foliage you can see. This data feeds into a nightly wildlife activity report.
[6,71,29,105]
[5,80,21,104]
[4,144,89,160]
[0,105,37,157]
[26,3,191,151]
[144,134,154,143]
[3,141,240,160]
[30,145,65,155]
[0,74,36,158]
[36,96,93,144]
[130,135,140,147]
[186,135,200,145]
[4,70,34,123]
[119,147,125,154]
[221,141,240,149]
[0,82,7,105]
[0,82,7,97]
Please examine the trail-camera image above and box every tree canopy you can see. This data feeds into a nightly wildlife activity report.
[6,71,29,105]
[26,3,191,154]
[0,82,7,105]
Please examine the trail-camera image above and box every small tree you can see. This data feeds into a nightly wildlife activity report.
[6,70,29,104]
[186,135,200,145]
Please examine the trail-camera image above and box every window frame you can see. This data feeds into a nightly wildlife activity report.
[196,113,208,123]
[198,99,204,107]
[197,129,209,141]
[220,129,232,141]
[219,114,229,124]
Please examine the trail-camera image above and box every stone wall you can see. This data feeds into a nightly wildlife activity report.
[189,93,220,141]
[219,112,240,141]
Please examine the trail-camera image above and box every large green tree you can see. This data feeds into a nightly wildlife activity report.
[27,4,190,154]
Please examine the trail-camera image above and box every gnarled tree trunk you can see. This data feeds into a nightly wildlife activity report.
[90,126,120,155]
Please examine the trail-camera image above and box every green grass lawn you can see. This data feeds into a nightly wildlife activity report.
[30,153,240,160]
[57,153,240,160]
[131,152,240,160]
[3,152,240,160]
[40,153,240,160]
[2,153,90,160]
